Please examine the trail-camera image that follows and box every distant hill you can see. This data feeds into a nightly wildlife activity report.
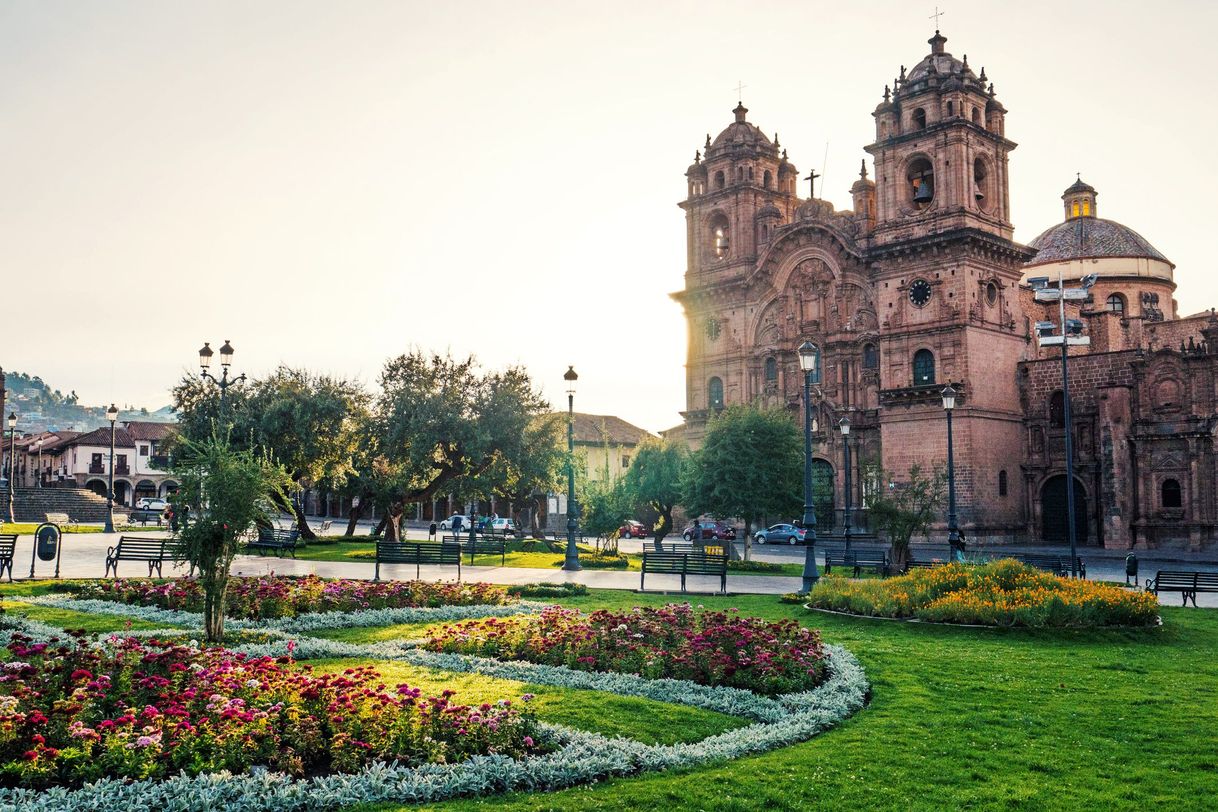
[1,370,175,433]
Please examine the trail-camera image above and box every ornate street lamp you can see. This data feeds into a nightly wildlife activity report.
[562,366,581,571]
[105,404,119,534]
[199,340,247,409]
[839,416,853,553]
[798,341,820,593]
[4,412,15,523]
[941,384,960,557]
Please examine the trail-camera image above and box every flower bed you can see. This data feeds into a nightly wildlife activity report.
[423,604,828,696]
[805,559,1160,627]
[71,576,515,620]
[0,632,542,788]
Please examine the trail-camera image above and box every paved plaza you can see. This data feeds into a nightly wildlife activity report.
[7,527,1217,607]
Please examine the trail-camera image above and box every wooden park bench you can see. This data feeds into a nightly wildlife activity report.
[823,545,890,577]
[905,547,955,572]
[442,534,507,565]
[1147,570,1218,607]
[1014,554,1086,579]
[247,527,301,557]
[640,550,728,593]
[0,535,15,582]
[374,541,462,581]
[104,536,188,578]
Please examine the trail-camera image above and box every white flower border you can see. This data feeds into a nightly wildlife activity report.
[0,607,869,812]
[15,594,549,632]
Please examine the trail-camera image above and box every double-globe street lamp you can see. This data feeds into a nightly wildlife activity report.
[562,366,581,572]
[838,415,853,552]
[199,340,247,409]
[104,404,119,534]
[941,384,960,558]
[5,412,16,523]
[798,341,821,593]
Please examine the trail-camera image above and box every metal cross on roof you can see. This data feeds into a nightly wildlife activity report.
[929,6,945,29]
[734,80,747,102]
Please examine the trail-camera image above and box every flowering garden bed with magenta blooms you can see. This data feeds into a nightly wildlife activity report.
[0,632,544,789]
[804,559,1160,627]
[423,604,829,696]
[71,575,515,620]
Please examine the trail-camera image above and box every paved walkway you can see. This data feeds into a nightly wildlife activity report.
[6,530,1217,606]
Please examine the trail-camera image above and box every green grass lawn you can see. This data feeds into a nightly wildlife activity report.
[289,539,804,576]
[339,591,1216,812]
[5,578,1215,810]
[0,523,162,535]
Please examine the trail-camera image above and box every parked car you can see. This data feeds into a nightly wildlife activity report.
[754,523,808,545]
[486,517,516,535]
[618,520,650,539]
[682,520,738,541]
[135,498,168,511]
[438,514,471,531]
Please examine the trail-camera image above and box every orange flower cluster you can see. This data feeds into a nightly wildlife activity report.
[806,559,1159,627]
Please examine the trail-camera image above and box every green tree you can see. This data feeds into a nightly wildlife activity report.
[479,413,565,538]
[865,463,946,574]
[172,434,292,642]
[623,437,687,548]
[579,470,631,553]
[373,351,549,542]
[682,405,802,560]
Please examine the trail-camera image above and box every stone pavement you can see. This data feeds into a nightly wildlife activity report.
[5,529,1217,607]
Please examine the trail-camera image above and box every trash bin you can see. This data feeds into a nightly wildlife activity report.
[1125,553,1139,586]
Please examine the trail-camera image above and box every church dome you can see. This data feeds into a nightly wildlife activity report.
[707,103,776,158]
[1027,218,1170,267]
[901,32,984,91]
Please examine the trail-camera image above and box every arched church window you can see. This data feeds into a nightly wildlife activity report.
[1161,478,1182,508]
[1082,199,1091,216]
[764,357,778,386]
[708,213,730,260]
[714,170,725,189]
[1072,201,1080,218]
[971,107,980,124]
[912,349,935,386]
[1106,293,1126,315]
[708,377,725,410]
[863,343,879,369]
[763,169,772,189]
[973,158,990,211]
[1049,390,1065,428]
[998,469,1009,497]
[946,101,954,117]
[908,158,935,209]
[912,108,927,129]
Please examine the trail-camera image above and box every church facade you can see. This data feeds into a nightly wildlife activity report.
[672,31,1218,551]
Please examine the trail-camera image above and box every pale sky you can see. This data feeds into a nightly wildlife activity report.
[4,0,1216,432]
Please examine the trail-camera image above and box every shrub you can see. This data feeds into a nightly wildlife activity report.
[73,576,515,620]
[505,582,588,598]
[0,633,543,788]
[424,604,827,696]
[806,559,1160,627]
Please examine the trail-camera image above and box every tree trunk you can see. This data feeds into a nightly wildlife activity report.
[203,573,227,642]
[383,502,403,542]
[293,501,317,540]
[373,513,387,537]
[344,494,368,537]
[889,541,911,575]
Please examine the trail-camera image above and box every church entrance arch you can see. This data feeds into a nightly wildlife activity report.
[1040,475,1088,544]
[811,459,835,531]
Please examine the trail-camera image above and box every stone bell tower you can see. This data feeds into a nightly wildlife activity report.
[863,30,1034,540]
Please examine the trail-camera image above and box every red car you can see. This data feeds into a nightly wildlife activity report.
[619,520,651,539]
[682,520,737,541]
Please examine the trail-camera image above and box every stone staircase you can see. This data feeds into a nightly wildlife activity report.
[10,487,127,524]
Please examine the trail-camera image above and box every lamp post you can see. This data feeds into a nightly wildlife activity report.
[941,384,960,557]
[798,341,820,593]
[562,366,581,572]
[199,340,247,410]
[838,416,853,552]
[4,412,15,524]
[1030,269,1095,578]
[104,404,118,534]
